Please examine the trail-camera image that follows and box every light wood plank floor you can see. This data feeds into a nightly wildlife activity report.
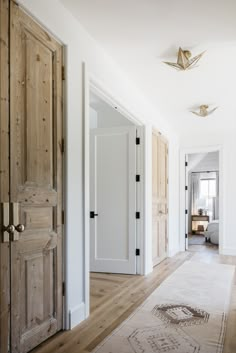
[31,248,236,353]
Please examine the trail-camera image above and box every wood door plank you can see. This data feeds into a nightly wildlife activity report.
[0,1,10,353]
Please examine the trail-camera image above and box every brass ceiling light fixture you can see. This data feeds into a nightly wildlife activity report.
[190,105,218,117]
[163,47,205,71]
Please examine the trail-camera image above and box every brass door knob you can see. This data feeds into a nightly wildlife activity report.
[15,224,25,233]
[4,225,15,234]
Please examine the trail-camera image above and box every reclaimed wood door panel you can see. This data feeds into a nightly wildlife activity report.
[152,132,168,267]
[0,1,10,352]
[10,2,64,352]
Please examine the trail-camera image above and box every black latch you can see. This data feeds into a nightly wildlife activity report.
[185,209,188,215]
[185,161,188,167]
[185,186,188,191]
[136,249,140,256]
[90,211,98,218]
[136,175,140,182]
[185,234,188,239]
[136,137,140,145]
[136,212,140,219]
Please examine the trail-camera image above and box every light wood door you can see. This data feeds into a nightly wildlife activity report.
[7,2,63,352]
[152,132,168,267]
[0,0,10,352]
[90,127,136,274]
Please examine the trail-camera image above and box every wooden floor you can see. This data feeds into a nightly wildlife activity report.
[31,247,236,353]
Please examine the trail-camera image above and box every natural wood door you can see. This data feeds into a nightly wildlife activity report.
[152,132,168,267]
[9,2,64,352]
[0,1,10,352]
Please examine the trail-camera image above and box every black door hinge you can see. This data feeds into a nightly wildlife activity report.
[62,66,65,80]
[62,282,65,296]
[185,186,188,191]
[185,234,188,239]
[136,249,140,256]
[185,161,188,167]
[136,137,140,145]
[90,211,98,218]
[136,212,140,219]
[136,175,140,182]
[61,138,65,154]
[62,210,65,225]
[185,209,188,215]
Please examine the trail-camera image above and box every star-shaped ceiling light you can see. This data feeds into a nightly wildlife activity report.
[190,105,218,117]
[163,47,205,71]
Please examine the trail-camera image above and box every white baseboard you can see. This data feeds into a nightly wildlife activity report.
[222,247,236,256]
[168,247,180,257]
[69,302,86,329]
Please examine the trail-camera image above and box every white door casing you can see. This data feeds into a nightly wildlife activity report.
[185,155,189,250]
[90,126,137,274]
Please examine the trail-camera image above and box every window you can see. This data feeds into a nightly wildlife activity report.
[199,178,216,219]
[200,179,216,199]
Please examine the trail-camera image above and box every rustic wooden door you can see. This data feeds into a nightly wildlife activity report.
[152,132,168,267]
[0,1,64,352]
[0,0,10,352]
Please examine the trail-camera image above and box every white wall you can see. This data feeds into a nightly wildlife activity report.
[18,0,181,329]
[180,131,236,255]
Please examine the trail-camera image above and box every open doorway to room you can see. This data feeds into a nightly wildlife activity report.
[88,89,144,314]
[185,151,220,253]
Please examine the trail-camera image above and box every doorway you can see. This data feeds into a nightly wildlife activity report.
[0,2,64,352]
[185,151,220,253]
[152,130,169,267]
[88,90,143,311]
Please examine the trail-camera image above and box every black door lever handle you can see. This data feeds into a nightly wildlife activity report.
[90,211,98,218]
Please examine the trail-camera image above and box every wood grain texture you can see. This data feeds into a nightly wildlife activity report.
[152,131,169,266]
[0,1,10,353]
[10,2,64,352]
[29,251,192,353]
[30,248,236,353]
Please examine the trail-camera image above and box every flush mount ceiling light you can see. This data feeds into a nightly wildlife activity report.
[163,47,205,71]
[190,105,218,117]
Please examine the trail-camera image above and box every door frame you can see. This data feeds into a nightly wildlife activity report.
[180,145,223,254]
[83,65,146,317]
[151,129,169,267]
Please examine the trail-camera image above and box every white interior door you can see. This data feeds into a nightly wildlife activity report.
[90,126,136,274]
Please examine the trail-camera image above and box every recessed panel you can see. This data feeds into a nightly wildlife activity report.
[25,31,53,187]
[22,207,53,231]
[95,132,129,260]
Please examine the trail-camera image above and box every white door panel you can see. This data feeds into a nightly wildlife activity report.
[90,127,136,274]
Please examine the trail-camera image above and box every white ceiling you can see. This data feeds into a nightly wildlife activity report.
[60,0,236,137]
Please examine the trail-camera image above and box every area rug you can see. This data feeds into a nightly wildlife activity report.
[93,261,235,353]
[188,235,206,245]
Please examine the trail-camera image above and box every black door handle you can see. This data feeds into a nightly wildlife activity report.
[90,211,98,219]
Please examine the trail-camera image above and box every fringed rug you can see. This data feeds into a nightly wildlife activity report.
[93,261,235,353]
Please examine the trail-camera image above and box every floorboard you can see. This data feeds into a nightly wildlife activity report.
[30,247,236,353]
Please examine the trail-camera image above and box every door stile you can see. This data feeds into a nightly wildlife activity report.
[0,1,10,353]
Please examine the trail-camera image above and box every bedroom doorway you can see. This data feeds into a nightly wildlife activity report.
[185,151,220,253]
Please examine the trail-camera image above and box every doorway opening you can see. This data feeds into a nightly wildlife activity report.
[185,151,220,254]
[88,89,144,315]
